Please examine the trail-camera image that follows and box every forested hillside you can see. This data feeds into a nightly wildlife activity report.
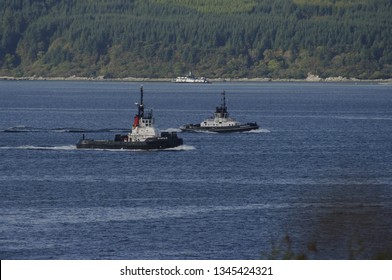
[1,0,391,79]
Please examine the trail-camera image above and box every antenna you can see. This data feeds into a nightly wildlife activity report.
[138,86,144,118]
[222,90,226,109]
[140,86,144,105]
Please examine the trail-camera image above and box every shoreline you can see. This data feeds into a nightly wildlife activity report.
[1,75,391,84]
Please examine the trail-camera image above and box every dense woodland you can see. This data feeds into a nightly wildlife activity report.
[1,0,392,79]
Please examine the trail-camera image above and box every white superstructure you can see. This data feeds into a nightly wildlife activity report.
[128,87,160,142]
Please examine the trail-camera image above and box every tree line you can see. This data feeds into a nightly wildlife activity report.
[1,0,391,79]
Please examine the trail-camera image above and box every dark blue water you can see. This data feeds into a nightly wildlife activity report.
[1,81,392,259]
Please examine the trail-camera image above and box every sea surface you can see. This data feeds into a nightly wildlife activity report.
[1,80,392,260]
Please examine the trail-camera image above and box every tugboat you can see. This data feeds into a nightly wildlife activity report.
[76,87,183,150]
[180,91,259,133]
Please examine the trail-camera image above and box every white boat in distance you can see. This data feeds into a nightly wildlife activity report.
[174,71,209,83]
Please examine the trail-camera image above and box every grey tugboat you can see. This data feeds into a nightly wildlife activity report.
[77,87,183,150]
[180,91,259,133]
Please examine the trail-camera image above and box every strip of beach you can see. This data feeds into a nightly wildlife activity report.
[1,74,391,83]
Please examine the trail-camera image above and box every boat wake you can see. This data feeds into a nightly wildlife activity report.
[1,126,129,133]
[0,145,77,150]
[165,145,196,151]
[243,128,270,133]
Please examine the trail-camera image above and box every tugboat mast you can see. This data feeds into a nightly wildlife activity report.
[221,90,226,111]
[138,86,144,118]
[216,90,228,117]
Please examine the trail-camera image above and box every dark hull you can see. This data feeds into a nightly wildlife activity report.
[76,133,183,150]
[180,123,259,133]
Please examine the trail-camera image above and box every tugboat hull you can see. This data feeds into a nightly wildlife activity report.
[180,123,259,133]
[77,132,183,150]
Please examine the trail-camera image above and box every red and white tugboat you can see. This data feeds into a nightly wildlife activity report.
[77,87,183,150]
